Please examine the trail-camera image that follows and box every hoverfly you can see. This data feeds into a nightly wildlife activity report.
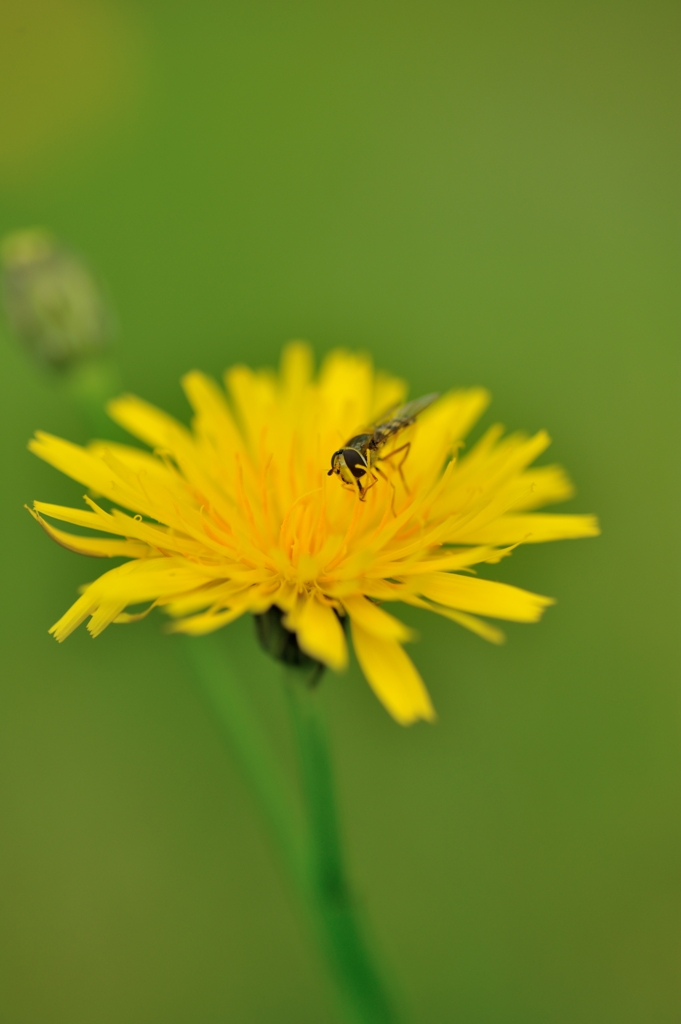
[327,392,439,503]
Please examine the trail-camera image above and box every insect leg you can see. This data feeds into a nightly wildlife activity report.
[360,470,381,501]
[372,463,397,515]
[378,442,411,493]
[343,476,373,502]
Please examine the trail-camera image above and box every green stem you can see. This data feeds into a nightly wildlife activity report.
[284,669,404,1024]
[187,637,404,1024]
[183,635,306,892]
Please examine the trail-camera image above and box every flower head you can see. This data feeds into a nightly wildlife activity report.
[28,343,598,724]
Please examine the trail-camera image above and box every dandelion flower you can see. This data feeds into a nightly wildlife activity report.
[28,343,599,724]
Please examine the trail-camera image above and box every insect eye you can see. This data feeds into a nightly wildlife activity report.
[343,449,366,479]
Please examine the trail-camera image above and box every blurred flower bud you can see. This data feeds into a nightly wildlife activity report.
[254,606,325,685]
[1,228,112,370]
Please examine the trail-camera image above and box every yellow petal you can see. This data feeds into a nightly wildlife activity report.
[366,544,501,578]
[408,387,490,484]
[162,581,250,617]
[168,604,249,635]
[507,465,575,511]
[457,513,600,545]
[286,594,348,672]
[33,500,116,531]
[280,340,314,399]
[29,432,128,502]
[224,364,277,449]
[350,620,435,725]
[437,430,553,520]
[181,370,246,460]
[113,603,158,624]
[409,571,554,622]
[434,608,506,644]
[371,372,408,421]
[401,593,506,644]
[49,557,219,641]
[27,506,151,558]
[342,594,414,642]
[319,349,375,435]
[107,393,191,451]
[29,438,179,525]
[105,399,235,522]
[87,440,184,495]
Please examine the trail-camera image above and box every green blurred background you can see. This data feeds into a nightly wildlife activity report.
[0,1,679,1021]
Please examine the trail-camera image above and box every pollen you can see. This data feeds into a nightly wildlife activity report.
[27,342,599,724]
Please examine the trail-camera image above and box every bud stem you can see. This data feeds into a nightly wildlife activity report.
[63,358,122,438]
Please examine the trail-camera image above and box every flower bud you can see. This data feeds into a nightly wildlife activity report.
[1,228,112,370]
[254,606,325,684]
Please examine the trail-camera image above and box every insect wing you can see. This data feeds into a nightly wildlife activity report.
[374,392,439,429]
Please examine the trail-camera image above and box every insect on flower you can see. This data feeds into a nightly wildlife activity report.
[328,393,439,505]
[26,343,600,725]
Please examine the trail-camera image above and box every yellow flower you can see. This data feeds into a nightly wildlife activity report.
[28,343,599,724]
